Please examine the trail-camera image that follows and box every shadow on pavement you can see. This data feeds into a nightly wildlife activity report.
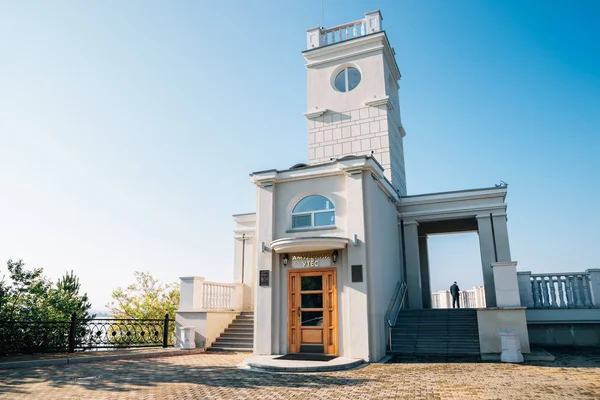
[0,353,370,396]
[387,355,484,364]
[387,346,600,368]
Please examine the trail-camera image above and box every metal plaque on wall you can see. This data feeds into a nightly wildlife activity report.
[259,270,270,287]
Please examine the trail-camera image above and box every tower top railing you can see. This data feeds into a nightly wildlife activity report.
[306,10,383,50]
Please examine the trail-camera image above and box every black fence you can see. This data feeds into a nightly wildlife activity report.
[0,313,171,356]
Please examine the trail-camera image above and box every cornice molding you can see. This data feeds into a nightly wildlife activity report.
[400,187,508,207]
[257,180,275,188]
[365,96,393,109]
[399,204,507,221]
[305,45,383,69]
[303,108,329,119]
[304,32,401,81]
[250,157,400,203]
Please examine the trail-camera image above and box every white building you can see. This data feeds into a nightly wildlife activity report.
[176,10,600,362]
[431,286,486,309]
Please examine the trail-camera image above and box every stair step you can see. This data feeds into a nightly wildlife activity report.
[207,347,253,352]
[219,333,254,340]
[224,327,254,333]
[214,338,254,344]
[388,309,480,357]
[207,312,255,352]
[210,343,253,349]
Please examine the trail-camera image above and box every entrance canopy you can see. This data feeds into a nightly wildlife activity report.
[270,236,349,253]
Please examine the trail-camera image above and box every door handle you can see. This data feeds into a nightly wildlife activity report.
[297,307,301,319]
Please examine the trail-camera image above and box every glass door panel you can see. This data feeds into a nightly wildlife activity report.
[288,269,337,355]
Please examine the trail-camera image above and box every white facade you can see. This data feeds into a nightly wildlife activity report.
[249,157,400,361]
[176,10,581,361]
[304,11,407,194]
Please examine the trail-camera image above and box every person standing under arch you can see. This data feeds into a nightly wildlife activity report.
[450,281,461,309]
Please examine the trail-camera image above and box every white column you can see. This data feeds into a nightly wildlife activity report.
[492,262,521,307]
[419,235,431,308]
[517,271,534,308]
[477,214,497,307]
[254,182,275,355]
[403,220,423,309]
[586,269,600,306]
[344,170,370,360]
[492,213,512,262]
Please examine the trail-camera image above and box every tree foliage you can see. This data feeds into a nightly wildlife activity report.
[107,272,179,343]
[107,271,179,319]
[0,259,93,355]
[0,259,92,321]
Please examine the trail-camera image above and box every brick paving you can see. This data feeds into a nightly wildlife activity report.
[0,348,599,399]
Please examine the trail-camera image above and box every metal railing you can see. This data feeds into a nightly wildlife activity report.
[385,281,407,351]
[0,313,172,356]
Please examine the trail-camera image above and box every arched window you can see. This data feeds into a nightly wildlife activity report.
[292,195,335,229]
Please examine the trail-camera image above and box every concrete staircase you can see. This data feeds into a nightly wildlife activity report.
[208,312,254,352]
[388,309,480,356]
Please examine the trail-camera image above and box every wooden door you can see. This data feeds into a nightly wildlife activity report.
[288,269,337,355]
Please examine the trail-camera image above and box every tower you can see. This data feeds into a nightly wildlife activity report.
[303,10,407,195]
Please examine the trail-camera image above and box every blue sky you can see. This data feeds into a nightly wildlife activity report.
[1,1,598,310]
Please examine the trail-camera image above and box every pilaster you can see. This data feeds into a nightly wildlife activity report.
[254,183,275,355]
[419,235,431,308]
[343,170,370,359]
[477,214,497,307]
[403,220,423,309]
[492,213,511,261]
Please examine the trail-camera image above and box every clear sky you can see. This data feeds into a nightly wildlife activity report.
[1,1,599,310]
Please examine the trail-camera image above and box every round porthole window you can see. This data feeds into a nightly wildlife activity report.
[333,67,361,92]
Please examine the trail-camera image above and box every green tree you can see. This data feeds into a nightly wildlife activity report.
[107,271,179,343]
[0,259,93,354]
[0,259,92,321]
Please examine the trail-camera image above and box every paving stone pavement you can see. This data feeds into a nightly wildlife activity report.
[1,348,599,399]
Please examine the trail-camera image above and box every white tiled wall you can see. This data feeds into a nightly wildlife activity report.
[307,105,406,195]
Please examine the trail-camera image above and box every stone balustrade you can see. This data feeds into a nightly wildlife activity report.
[178,277,249,312]
[202,281,235,311]
[517,270,600,308]
[306,10,382,49]
[176,277,251,350]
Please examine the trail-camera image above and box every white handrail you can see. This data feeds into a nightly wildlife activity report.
[385,281,407,351]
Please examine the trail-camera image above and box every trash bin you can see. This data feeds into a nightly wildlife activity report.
[499,330,524,363]
[181,326,196,350]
